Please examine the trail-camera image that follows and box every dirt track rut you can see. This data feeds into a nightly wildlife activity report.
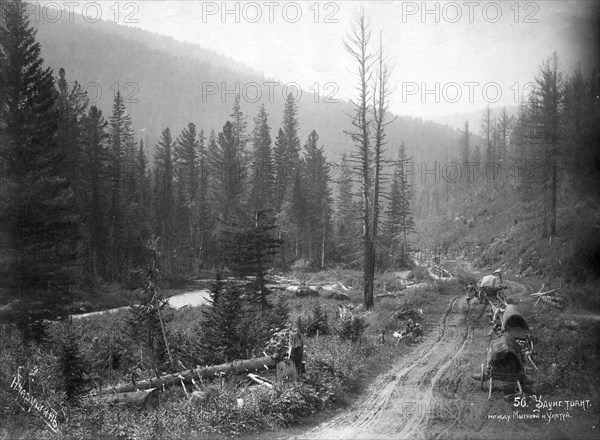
[293,264,597,440]
[299,287,488,440]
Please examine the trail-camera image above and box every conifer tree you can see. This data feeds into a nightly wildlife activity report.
[55,68,88,205]
[302,130,332,266]
[274,94,301,212]
[530,53,563,237]
[0,0,79,338]
[273,128,287,211]
[234,209,282,310]
[458,121,472,189]
[335,153,360,264]
[214,121,245,222]
[154,128,175,272]
[60,325,89,405]
[496,107,513,168]
[174,122,200,201]
[107,91,136,279]
[199,275,244,364]
[386,142,415,265]
[173,123,200,273]
[250,104,274,211]
[80,106,110,282]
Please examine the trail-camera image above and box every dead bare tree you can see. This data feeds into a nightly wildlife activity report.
[344,9,374,308]
[344,11,393,309]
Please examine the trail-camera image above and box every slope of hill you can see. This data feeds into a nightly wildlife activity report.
[428,105,519,131]
[33,10,459,168]
[415,181,600,300]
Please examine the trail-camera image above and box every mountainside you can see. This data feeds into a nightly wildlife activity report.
[34,11,460,167]
[429,106,519,131]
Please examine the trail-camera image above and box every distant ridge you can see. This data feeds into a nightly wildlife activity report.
[33,7,460,169]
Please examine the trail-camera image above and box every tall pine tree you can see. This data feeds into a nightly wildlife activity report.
[386,142,415,266]
[0,0,80,338]
[107,91,136,279]
[302,130,332,267]
[153,128,175,272]
[250,104,274,211]
[79,106,110,282]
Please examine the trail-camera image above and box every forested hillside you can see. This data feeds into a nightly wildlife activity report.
[34,9,460,164]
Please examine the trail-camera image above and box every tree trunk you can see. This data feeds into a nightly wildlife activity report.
[95,356,278,395]
[551,160,557,236]
[288,331,304,375]
[93,388,160,410]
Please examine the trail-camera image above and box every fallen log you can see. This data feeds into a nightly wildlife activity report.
[375,293,398,299]
[95,356,278,395]
[531,289,556,297]
[540,296,565,309]
[93,388,161,410]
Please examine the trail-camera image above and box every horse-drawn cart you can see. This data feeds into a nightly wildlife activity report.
[500,304,537,372]
[474,334,533,399]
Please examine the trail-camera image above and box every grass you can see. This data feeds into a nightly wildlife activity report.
[3,263,597,439]
[0,268,439,439]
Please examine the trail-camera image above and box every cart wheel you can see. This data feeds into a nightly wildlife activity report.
[480,364,485,390]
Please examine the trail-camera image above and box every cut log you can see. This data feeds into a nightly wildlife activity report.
[375,293,397,299]
[93,388,160,410]
[541,296,565,309]
[95,356,278,395]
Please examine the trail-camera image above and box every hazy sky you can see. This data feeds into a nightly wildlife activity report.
[39,0,599,119]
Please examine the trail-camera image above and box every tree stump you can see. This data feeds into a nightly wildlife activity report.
[288,330,304,375]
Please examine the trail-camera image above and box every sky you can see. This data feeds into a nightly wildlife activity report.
[38,0,599,119]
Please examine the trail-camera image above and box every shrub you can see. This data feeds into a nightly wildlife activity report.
[305,302,329,337]
[264,327,290,360]
[334,313,368,342]
[59,327,89,405]
[410,266,429,282]
[306,335,370,390]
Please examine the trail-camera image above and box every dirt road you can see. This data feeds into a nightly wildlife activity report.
[298,291,485,439]
[297,263,597,440]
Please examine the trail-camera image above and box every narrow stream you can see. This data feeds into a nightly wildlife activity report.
[72,289,211,319]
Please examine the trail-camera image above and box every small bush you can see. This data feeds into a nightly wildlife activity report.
[410,266,429,282]
[59,327,89,405]
[305,302,329,337]
[334,313,368,343]
[264,327,290,360]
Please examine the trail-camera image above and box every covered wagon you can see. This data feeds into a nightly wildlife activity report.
[474,334,532,399]
[478,273,507,302]
[500,304,537,371]
[501,304,528,334]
